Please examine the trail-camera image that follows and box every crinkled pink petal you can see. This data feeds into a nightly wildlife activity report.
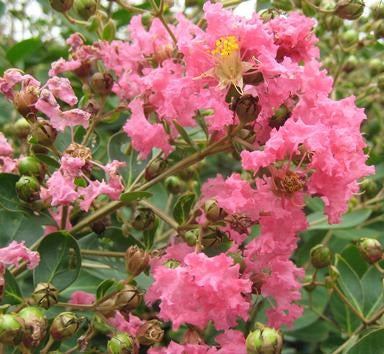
[0,133,13,156]
[60,155,86,177]
[45,171,78,206]
[46,77,78,106]
[69,291,95,305]
[49,58,82,77]
[54,108,91,132]
[0,241,40,269]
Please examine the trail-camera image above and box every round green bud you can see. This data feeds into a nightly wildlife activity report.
[49,0,74,12]
[165,176,186,195]
[310,244,332,269]
[369,58,384,76]
[50,312,80,341]
[16,176,40,203]
[0,314,25,345]
[90,72,114,95]
[74,0,97,20]
[18,306,47,348]
[31,118,57,146]
[32,282,59,309]
[132,208,156,231]
[356,238,383,263]
[18,156,45,181]
[182,229,199,246]
[334,0,365,20]
[340,29,359,47]
[343,55,358,73]
[145,158,167,181]
[107,332,135,354]
[14,118,31,139]
[323,15,343,31]
[246,325,283,354]
[204,199,226,222]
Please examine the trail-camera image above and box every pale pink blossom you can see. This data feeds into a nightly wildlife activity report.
[49,58,82,77]
[69,291,95,305]
[46,77,78,106]
[108,312,144,336]
[43,171,78,206]
[0,133,13,156]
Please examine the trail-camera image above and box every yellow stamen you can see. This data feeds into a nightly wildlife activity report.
[211,36,239,57]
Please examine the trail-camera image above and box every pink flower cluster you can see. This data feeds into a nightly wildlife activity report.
[0,133,17,173]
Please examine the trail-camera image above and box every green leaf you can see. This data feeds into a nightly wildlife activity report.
[2,270,23,305]
[333,228,381,241]
[33,232,81,291]
[120,191,152,203]
[308,209,371,230]
[347,328,384,354]
[335,254,364,314]
[34,153,60,168]
[173,120,197,151]
[0,173,24,212]
[143,218,159,250]
[96,279,123,301]
[6,38,43,65]
[173,193,196,224]
[361,267,384,318]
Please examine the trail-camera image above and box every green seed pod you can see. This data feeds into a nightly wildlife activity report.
[145,158,167,181]
[49,0,74,12]
[15,176,40,203]
[31,282,59,309]
[310,244,332,269]
[340,29,359,47]
[137,319,164,346]
[132,208,156,231]
[356,238,383,263]
[204,199,226,222]
[108,332,136,354]
[182,229,199,246]
[50,312,80,341]
[90,72,114,95]
[0,314,25,345]
[18,306,47,348]
[74,0,97,20]
[334,0,365,20]
[31,118,57,146]
[369,58,384,75]
[246,324,283,354]
[14,118,31,139]
[115,284,143,314]
[18,156,46,181]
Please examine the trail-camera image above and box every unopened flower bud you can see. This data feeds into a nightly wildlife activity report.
[16,176,40,203]
[49,0,74,12]
[14,118,31,138]
[31,118,57,146]
[323,15,343,31]
[91,218,107,234]
[18,306,47,348]
[204,199,226,222]
[303,275,316,292]
[182,229,198,246]
[340,29,359,48]
[137,319,164,346]
[269,104,290,129]
[343,55,358,73]
[74,0,97,20]
[165,176,186,194]
[334,0,364,20]
[90,72,114,95]
[50,312,80,341]
[132,208,156,231]
[246,324,283,354]
[145,158,167,181]
[0,314,25,345]
[182,327,204,345]
[374,21,384,39]
[356,238,383,263]
[232,94,261,124]
[32,283,59,309]
[13,87,39,119]
[125,246,150,276]
[107,332,135,354]
[115,284,142,313]
[164,259,180,268]
[18,156,46,181]
[310,244,332,269]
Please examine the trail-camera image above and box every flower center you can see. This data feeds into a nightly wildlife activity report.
[273,170,305,197]
[211,36,239,57]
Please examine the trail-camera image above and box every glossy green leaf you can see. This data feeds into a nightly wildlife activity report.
[120,191,152,203]
[96,279,123,301]
[2,270,23,305]
[173,192,196,224]
[347,328,384,354]
[308,209,371,230]
[173,120,197,151]
[361,267,384,318]
[34,153,60,168]
[335,254,364,314]
[0,173,24,212]
[33,232,81,291]
[6,38,43,65]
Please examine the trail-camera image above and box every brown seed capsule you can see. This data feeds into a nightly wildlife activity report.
[204,199,226,222]
[115,284,143,313]
[95,297,117,318]
[50,312,80,341]
[356,238,383,263]
[64,142,92,160]
[137,319,164,346]
[334,0,364,20]
[49,0,74,12]
[90,72,114,95]
[13,87,39,119]
[125,246,150,276]
[31,283,59,309]
[231,94,261,124]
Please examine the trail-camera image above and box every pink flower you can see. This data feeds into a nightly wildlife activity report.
[108,312,144,336]
[123,99,172,159]
[69,291,95,305]
[56,109,90,132]
[43,171,78,206]
[46,77,78,106]
[49,58,82,77]
[216,330,246,354]
[0,156,18,173]
[146,252,251,330]
[149,342,213,354]
[60,155,86,176]
[35,89,62,121]
[0,133,13,156]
